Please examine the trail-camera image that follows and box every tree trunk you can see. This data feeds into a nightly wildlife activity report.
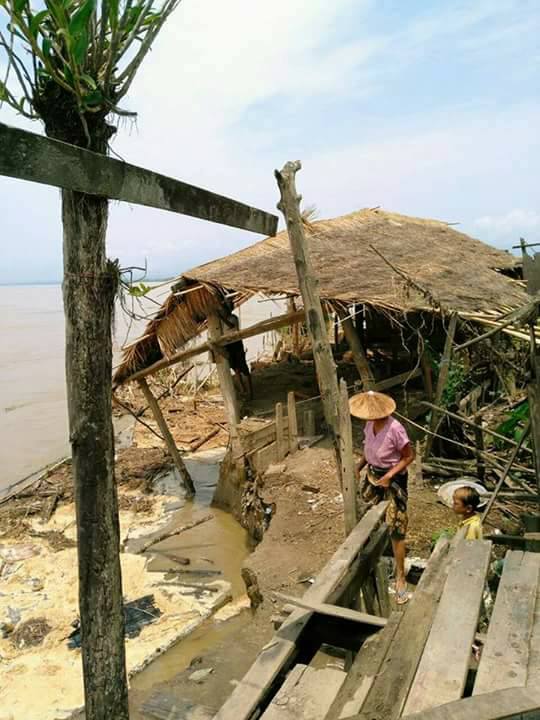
[62,188,129,720]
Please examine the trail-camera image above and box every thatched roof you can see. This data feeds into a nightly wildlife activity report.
[114,208,525,384]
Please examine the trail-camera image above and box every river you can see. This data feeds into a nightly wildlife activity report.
[0,283,284,493]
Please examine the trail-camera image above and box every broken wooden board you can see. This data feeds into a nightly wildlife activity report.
[353,537,454,720]
[273,592,387,629]
[402,686,540,720]
[213,503,388,720]
[403,539,492,714]
[325,613,403,720]
[0,122,278,236]
[474,551,540,695]
[260,664,346,720]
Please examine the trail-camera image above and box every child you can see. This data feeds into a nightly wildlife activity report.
[452,486,483,539]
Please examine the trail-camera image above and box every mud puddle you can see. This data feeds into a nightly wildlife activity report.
[130,449,252,701]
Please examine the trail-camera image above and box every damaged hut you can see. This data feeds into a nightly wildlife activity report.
[114,208,530,504]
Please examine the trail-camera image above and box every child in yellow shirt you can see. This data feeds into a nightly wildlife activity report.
[453,486,483,539]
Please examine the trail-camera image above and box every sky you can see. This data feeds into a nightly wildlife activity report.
[1,0,539,284]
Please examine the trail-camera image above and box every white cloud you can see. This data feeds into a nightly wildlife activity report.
[474,210,540,245]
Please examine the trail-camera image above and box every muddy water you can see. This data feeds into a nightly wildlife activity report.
[131,453,252,695]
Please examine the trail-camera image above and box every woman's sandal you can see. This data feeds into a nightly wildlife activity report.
[396,587,411,605]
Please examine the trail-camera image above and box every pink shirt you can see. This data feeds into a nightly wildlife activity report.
[364,417,410,468]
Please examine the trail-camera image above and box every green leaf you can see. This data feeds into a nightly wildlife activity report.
[0,81,7,101]
[69,0,96,36]
[83,88,104,106]
[72,26,89,64]
[81,73,97,89]
[42,35,52,56]
[30,9,50,38]
[14,0,28,13]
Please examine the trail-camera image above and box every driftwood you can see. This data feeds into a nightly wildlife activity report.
[189,427,220,452]
[137,515,212,554]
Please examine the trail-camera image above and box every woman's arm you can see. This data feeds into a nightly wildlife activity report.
[376,443,415,487]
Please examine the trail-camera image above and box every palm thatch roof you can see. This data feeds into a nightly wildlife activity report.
[114,208,524,384]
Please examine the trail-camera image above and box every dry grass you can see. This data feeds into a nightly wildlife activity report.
[114,208,525,383]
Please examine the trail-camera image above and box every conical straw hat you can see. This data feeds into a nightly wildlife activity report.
[349,390,396,420]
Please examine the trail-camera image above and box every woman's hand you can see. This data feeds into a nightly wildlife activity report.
[376,474,392,488]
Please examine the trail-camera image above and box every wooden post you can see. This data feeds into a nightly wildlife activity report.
[304,409,316,437]
[138,378,195,496]
[207,313,240,429]
[287,391,299,454]
[338,308,375,390]
[420,350,434,401]
[288,297,300,356]
[275,402,286,461]
[473,413,486,482]
[424,313,458,459]
[528,328,540,492]
[275,161,342,469]
[374,562,391,618]
[339,379,358,535]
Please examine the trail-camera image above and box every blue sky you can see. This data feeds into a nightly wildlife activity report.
[1,0,539,284]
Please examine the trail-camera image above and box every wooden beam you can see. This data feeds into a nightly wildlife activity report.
[374,368,422,392]
[213,503,388,720]
[118,309,306,385]
[339,379,358,535]
[424,313,458,459]
[137,379,195,496]
[0,122,278,236]
[275,161,342,472]
[338,310,375,390]
[288,391,299,454]
[273,592,387,629]
[420,351,434,401]
[207,313,240,429]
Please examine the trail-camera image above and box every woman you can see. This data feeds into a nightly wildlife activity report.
[350,390,414,604]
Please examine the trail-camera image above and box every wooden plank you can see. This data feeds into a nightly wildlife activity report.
[276,403,286,461]
[474,551,540,695]
[338,310,375,389]
[288,392,299,454]
[304,409,316,437]
[138,379,195,495]
[354,536,455,720]
[339,379,358,535]
[122,309,306,385]
[403,539,492,714]
[420,351,434,401]
[424,313,458,459]
[374,368,422,392]
[273,592,387,629]
[325,613,402,720]
[374,562,391,618]
[402,686,540,720]
[261,664,346,720]
[527,570,540,688]
[0,122,278,236]
[238,420,289,455]
[214,504,388,720]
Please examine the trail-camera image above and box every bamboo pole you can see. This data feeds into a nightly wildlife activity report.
[482,422,531,522]
[119,308,306,386]
[138,378,195,496]
[424,313,458,459]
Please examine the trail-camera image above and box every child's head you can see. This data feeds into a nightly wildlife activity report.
[453,486,481,516]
